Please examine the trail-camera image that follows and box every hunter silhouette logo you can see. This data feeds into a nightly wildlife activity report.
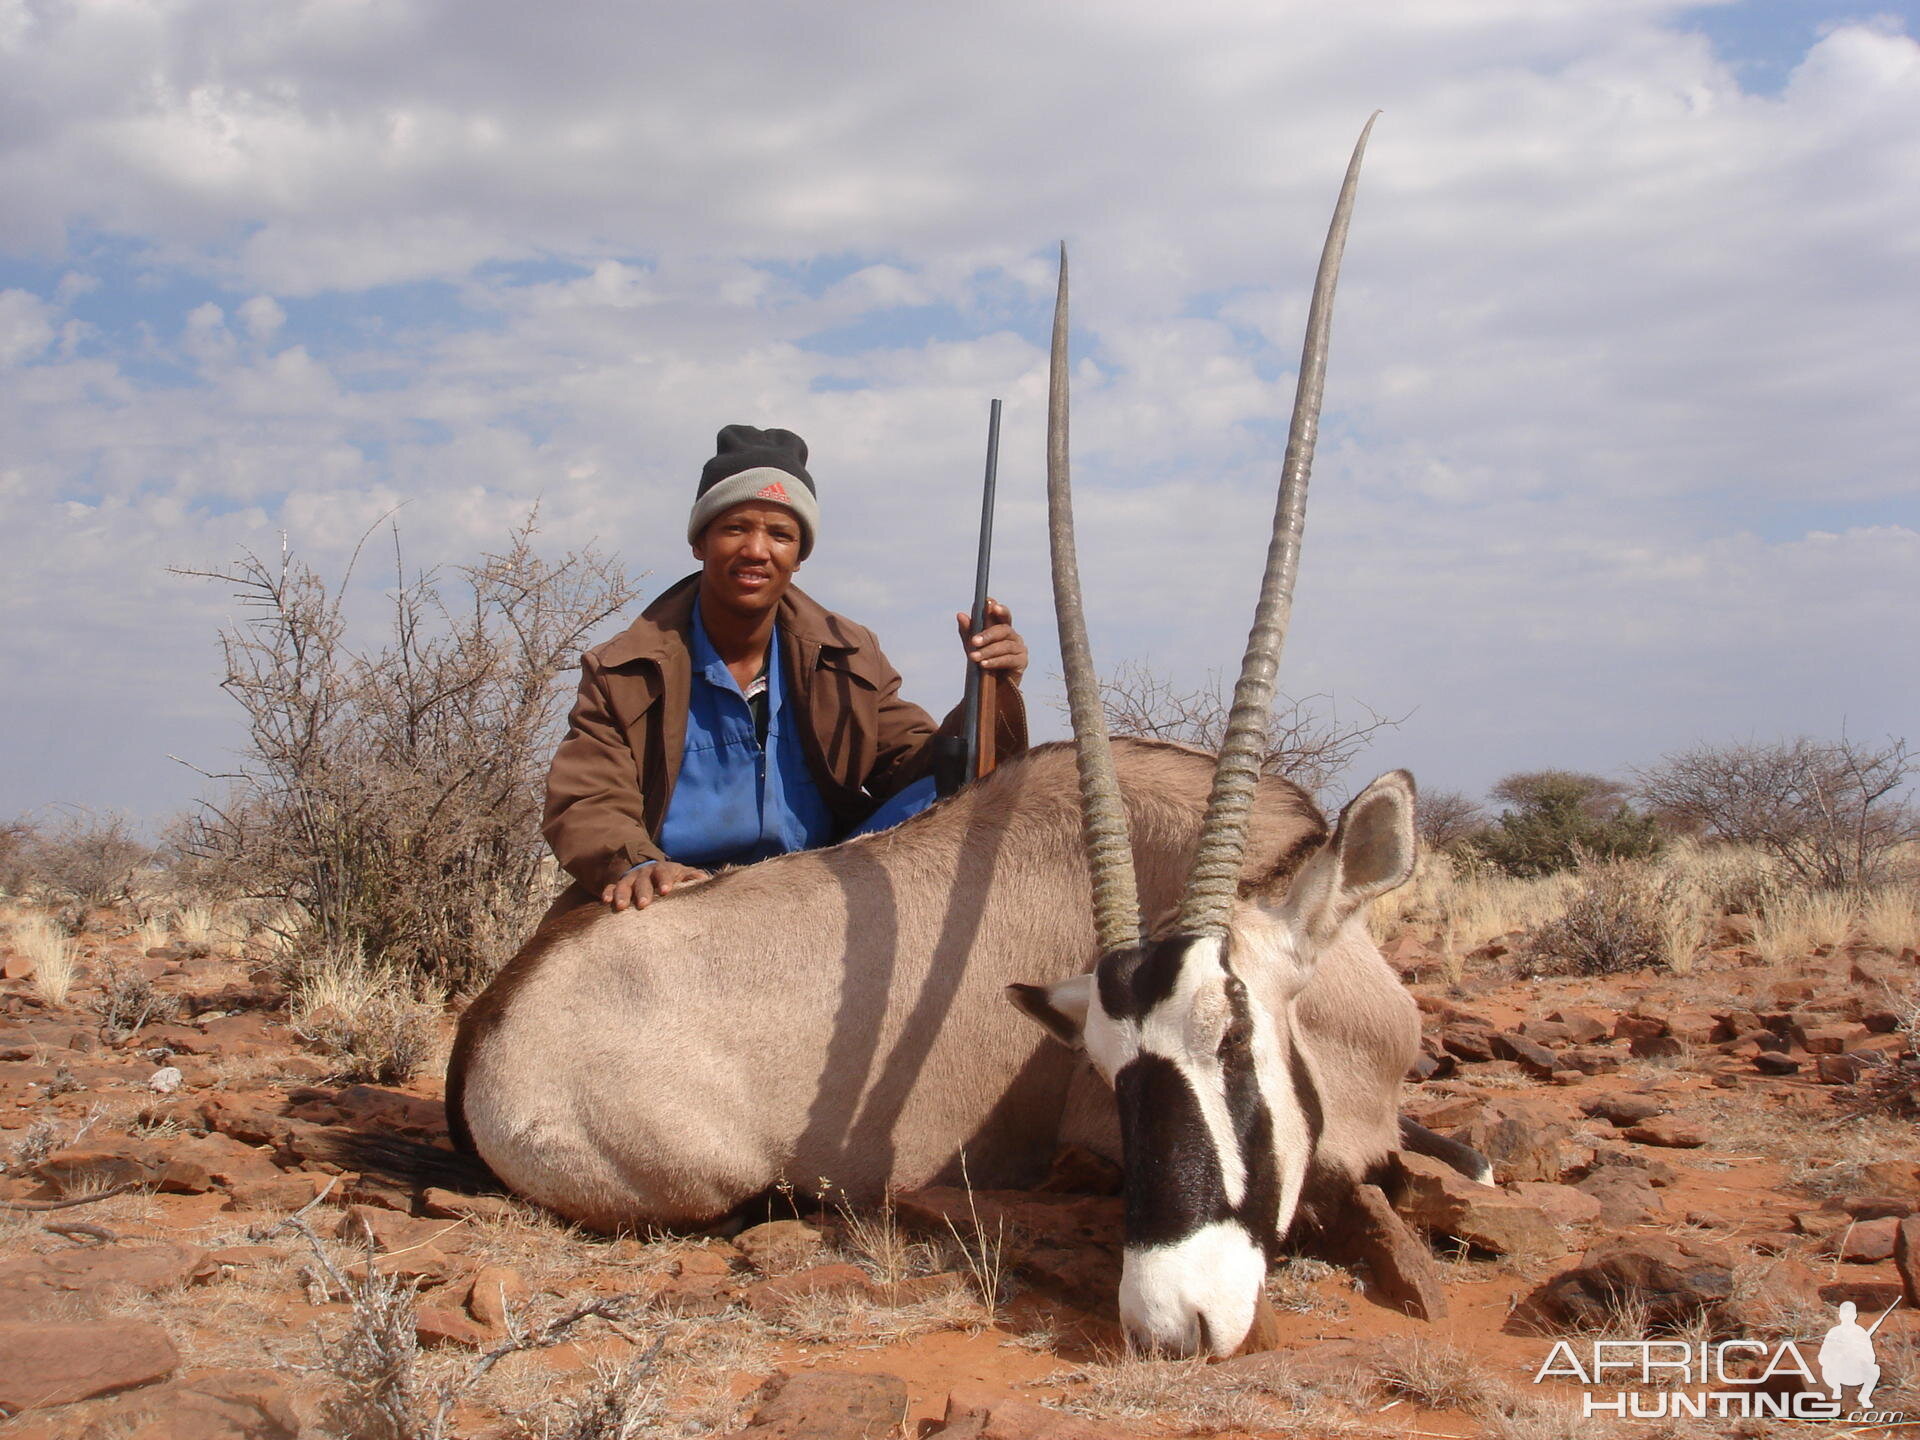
[755,479,791,502]
[1819,1301,1883,1407]
[1534,1297,1904,1422]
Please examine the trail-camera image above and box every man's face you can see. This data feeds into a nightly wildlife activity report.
[693,501,804,621]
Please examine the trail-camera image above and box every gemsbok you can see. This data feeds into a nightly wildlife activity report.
[449,114,1472,1358]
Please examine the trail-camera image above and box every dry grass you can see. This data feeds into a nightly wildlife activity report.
[132,915,168,951]
[290,944,443,1085]
[13,914,79,1004]
[1753,888,1857,964]
[776,1276,993,1345]
[1858,883,1920,953]
[170,903,219,946]
[1266,1255,1345,1315]
[1370,1338,1497,1409]
[1058,1351,1365,1436]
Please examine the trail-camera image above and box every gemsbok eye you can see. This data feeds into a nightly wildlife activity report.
[1221,1015,1252,1051]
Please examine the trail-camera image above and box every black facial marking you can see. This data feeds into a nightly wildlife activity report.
[1112,942,1290,1258]
[1220,959,1283,1258]
[1116,1053,1231,1248]
[1096,937,1188,1022]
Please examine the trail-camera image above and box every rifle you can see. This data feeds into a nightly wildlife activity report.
[935,398,1003,798]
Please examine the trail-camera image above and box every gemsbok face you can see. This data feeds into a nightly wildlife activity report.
[1012,114,1395,1357]
[1011,771,1416,1356]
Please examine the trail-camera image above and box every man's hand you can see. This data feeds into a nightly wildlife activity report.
[955,597,1027,686]
[603,860,712,911]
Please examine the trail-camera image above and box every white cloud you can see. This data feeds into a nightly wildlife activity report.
[0,289,55,365]
[0,0,1914,818]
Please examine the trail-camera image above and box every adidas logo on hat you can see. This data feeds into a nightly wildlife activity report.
[756,480,791,502]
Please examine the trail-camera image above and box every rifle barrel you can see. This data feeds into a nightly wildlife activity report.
[961,398,1002,779]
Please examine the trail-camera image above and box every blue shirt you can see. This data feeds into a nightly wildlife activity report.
[655,600,838,870]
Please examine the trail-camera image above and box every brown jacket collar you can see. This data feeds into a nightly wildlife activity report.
[594,573,865,669]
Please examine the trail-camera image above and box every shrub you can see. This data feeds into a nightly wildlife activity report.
[1095,660,1402,798]
[1636,735,1918,889]
[177,513,638,993]
[16,810,154,926]
[1525,861,1667,976]
[1416,788,1486,854]
[1478,770,1663,878]
[91,960,183,1042]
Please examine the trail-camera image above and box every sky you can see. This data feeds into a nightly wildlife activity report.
[2,0,1916,827]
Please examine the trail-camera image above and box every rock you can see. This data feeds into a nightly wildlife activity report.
[221,1172,335,1213]
[334,1204,464,1254]
[1509,1181,1603,1229]
[1623,1116,1708,1149]
[1549,1009,1613,1044]
[1558,1046,1624,1076]
[1824,1218,1899,1262]
[148,1065,184,1093]
[1815,1054,1870,1084]
[1573,1171,1667,1226]
[1340,1183,1446,1320]
[1750,1232,1800,1256]
[0,1321,179,1411]
[735,1370,909,1440]
[1584,1146,1679,1186]
[419,1188,521,1223]
[465,1264,529,1330]
[1517,1019,1576,1046]
[416,1305,488,1348]
[735,1219,825,1274]
[207,1245,281,1268]
[742,1263,878,1318]
[1628,1035,1685,1061]
[1391,1152,1564,1256]
[1582,1094,1667,1127]
[931,1386,1118,1440]
[1515,1238,1733,1333]
[1803,1025,1864,1055]
[1854,1161,1920,1198]
[1753,1052,1801,1076]
[1439,1026,1496,1064]
[2,953,35,980]
[82,1368,301,1439]
[1467,1111,1591,1183]
[1715,914,1757,945]
[0,1242,215,1320]
[1895,1217,1920,1306]
[1613,1013,1670,1042]
[1839,1195,1916,1221]
[35,1143,158,1195]
[1489,1032,1559,1079]
[1404,1095,1478,1130]
[674,1247,738,1278]
[652,1270,738,1317]
[345,1244,452,1286]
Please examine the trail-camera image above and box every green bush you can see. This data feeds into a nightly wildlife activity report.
[1476,770,1663,878]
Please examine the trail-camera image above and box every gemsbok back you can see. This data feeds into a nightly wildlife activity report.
[449,114,1469,1358]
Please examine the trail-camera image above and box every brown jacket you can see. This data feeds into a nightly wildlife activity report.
[543,574,1028,890]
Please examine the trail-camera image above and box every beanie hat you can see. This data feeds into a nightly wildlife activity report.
[688,425,820,560]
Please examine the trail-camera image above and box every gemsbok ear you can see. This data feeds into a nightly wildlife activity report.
[1006,974,1093,1051]
[1271,770,1418,952]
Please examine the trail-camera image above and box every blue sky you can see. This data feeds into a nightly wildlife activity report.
[2,0,1915,827]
